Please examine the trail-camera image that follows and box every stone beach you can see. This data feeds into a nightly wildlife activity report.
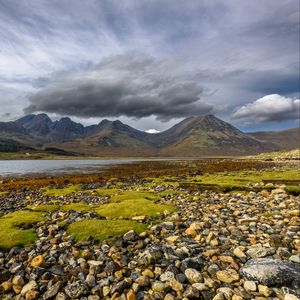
[0,159,299,300]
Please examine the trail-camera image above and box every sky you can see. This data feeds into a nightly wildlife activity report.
[0,0,299,132]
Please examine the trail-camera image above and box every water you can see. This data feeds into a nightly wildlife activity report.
[0,159,142,177]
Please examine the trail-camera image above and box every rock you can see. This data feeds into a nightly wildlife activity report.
[1,281,12,292]
[258,284,273,297]
[55,292,68,300]
[88,296,100,300]
[25,290,39,300]
[185,222,202,236]
[126,289,137,300]
[142,269,154,278]
[216,269,240,283]
[161,222,175,230]
[152,281,169,292]
[31,255,46,268]
[271,188,285,194]
[135,275,150,287]
[212,293,225,300]
[289,254,300,263]
[180,257,202,272]
[284,294,300,300]
[0,270,11,283]
[244,280,256,292]
[246,247,275,258]
[123,230,137,241]
[85,274,96,288]
[184,286,200,298]
[12,275,24,286]
[217,287,234,300]
[160,271,175,282]
[240,258,300,286]
[102,286,110,297]
[43,281,63,299]
[169,279,183,293]
[185,268,203,284]
[233,247,246,259]
[21,281,38,296]
[64,281,85,298]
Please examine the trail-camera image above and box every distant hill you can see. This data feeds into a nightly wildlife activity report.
[0,113,299,156]
[248,128,300,151]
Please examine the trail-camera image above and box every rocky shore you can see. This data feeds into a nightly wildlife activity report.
[0,161,299,300]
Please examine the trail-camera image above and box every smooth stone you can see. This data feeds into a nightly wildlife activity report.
[216,269,240,283]
[185,268,203,284]
[244,280,257,292]
[21,281,38,296]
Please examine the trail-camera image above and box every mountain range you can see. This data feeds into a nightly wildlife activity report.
[0,114,299,156]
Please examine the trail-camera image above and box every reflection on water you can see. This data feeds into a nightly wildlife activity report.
[0,159,137,177]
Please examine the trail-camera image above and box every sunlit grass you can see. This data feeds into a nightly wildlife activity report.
[42,184,81,196]
[96,198,175,218]
[0,210,45,250]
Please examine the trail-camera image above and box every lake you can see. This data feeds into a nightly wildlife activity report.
[0,159,144,177]
[0,158,199,177]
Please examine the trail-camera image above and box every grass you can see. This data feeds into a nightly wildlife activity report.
[28,202,94,212]
[186,168,300,191]
[42,184,81,197]
[0,191,8,196]
[67,219,147,242]
[96,199,175,218]
[109,190,159,203]
[0,210,45,250]
[285,186,300,196]
[92,188,120,196]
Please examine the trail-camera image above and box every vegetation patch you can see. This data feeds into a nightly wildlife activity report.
[43,184,81,196]
[96,199,175,218]
[185,168,300,192]
[68,219,147,242]
[285,186,300,196]
[92,188,120,196]
[0,210,45,250]
[109,190,159,203]
[0,191,8,196]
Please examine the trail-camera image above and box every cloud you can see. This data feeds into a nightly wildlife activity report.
[145,129,160,134]
[24,53,213,120]
[232,94,300,122]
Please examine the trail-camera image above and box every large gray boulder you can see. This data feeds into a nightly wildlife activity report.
[240,258,300,286]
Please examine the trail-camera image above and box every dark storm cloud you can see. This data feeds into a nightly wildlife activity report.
[24,54,213,120]
[0,0,299,130]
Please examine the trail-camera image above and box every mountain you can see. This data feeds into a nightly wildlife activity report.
[0,113,299,156]
[16,114,86,141]
[248,128,300,151]
[154,115,266,156]
[51,119,155,156]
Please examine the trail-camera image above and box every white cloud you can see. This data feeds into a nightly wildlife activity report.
[145,129,160,134]
[232,94,300,122]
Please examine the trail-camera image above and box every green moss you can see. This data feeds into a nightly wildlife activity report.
[96,199,175,218]
[93,188,120,196]
[285,186,300,196]
[67,219,147,242]
[0,210,45,250]
[110,190,159,203]
[43,184,81,196]
[187,168,300,191]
